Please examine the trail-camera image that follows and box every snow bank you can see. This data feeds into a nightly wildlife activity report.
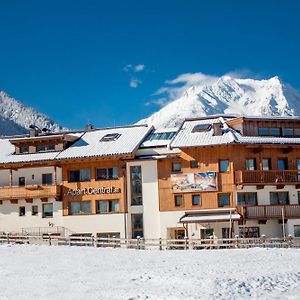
[0,245,299,299]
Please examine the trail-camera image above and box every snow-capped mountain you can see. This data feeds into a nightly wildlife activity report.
[0,91,64,136]
[139,76,300,128]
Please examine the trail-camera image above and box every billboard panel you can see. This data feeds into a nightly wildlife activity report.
[171,172,218,192]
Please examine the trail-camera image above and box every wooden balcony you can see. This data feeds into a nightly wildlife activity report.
[0,184,61,200]
[235,170,300,185]
[237,205,300,220]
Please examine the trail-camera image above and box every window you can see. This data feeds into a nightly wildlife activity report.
[294,225,300,238]
[145,131,176,141]
[19,206,25,216]
[132,214,143,238]
[69,169,91,182]
[36,145,56,152]
[192,195,200,205]
[42,173,53,185]
[278,158,288,170]
[270,192,289,205]
[283,128,294,136]
[172,162,182,172]
[42,203,53,218]
[19,177,25,186]
[258,128,281,136]
[96,167,118,180]
[218,193,230,207]
[237,193,258,206]
[222,228,230,239]
[175,195,183,206]
[219,159,229,172]
[192,124,211,133]
[130,166,143,206]
[270,128,281,136]
[294,129,300,136]
[200,228,214,239]
[20,146,29,153]
[190,161,199,169]
[32,205,38,216]
[69,201,91,215]
[262,158,272,170]
[296,159,300,170]
[80,169,90,181]
[100,133,121,142]
[298,192,300,205]
[246,158,256,170]
[258,128,268,136]
[96,200,119,213]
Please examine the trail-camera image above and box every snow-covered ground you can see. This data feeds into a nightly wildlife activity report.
[0,245,299,300]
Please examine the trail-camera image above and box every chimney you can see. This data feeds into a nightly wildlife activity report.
[213,123,223,136]
[85,123,94,131]
[29,125,41,137]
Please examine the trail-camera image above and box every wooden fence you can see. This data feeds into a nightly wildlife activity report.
[1,234,300,250]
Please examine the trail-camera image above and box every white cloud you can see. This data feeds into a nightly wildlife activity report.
[123,64,145,88]
[152,72,218,105]
[148,70,259,107]
[134,64,145,72]
[129,78,142,88]
[123,64,132,72]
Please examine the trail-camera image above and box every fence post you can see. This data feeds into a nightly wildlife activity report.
[261,234,266,248]
[113,236,117,248]
[184,236,188,250]
[159,238,162,250]
[235,235,239,248]
[6,232,10,245]
[48,233,52,246]
[287,234,293,248]
[137,236,141,250]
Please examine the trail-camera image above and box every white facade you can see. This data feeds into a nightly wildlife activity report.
[0,167,63,234]
[236,185,300,237]
[0,198,63,233]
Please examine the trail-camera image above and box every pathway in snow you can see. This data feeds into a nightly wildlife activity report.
[0,245,299,299]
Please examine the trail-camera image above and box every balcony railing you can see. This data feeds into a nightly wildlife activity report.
[235,170,300,185]
[0,184,61,200]
[237,205,300,219]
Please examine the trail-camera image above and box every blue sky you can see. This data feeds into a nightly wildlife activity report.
[0,0,300,129]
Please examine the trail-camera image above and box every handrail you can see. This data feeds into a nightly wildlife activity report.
[235,170,300,184]
[238,204,300,219]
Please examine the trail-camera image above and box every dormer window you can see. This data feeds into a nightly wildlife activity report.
[100,133,121,142]
[36,145,56,152]
[20,146,29,154]
[192,124,211,133]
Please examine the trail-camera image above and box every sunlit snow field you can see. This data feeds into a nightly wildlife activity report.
[0,245,300,299]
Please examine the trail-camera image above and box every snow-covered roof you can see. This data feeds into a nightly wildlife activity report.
[56,125,152,160]
[234,133,300,145]
[171,116,300,148]
[1,151,61,164]
[171,118,235,148]
[0,125,151,165]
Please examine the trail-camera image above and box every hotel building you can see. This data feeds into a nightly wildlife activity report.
[0,116,300,239]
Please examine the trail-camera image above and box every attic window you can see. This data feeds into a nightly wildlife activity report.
[146,131,176,141]
[192,124,212,133]
[100,133,121,142]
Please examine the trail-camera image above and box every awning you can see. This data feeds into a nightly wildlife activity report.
[179,209,241,223]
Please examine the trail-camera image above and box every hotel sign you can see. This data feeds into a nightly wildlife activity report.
[65,186,121,196]
[171,172,218,193]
